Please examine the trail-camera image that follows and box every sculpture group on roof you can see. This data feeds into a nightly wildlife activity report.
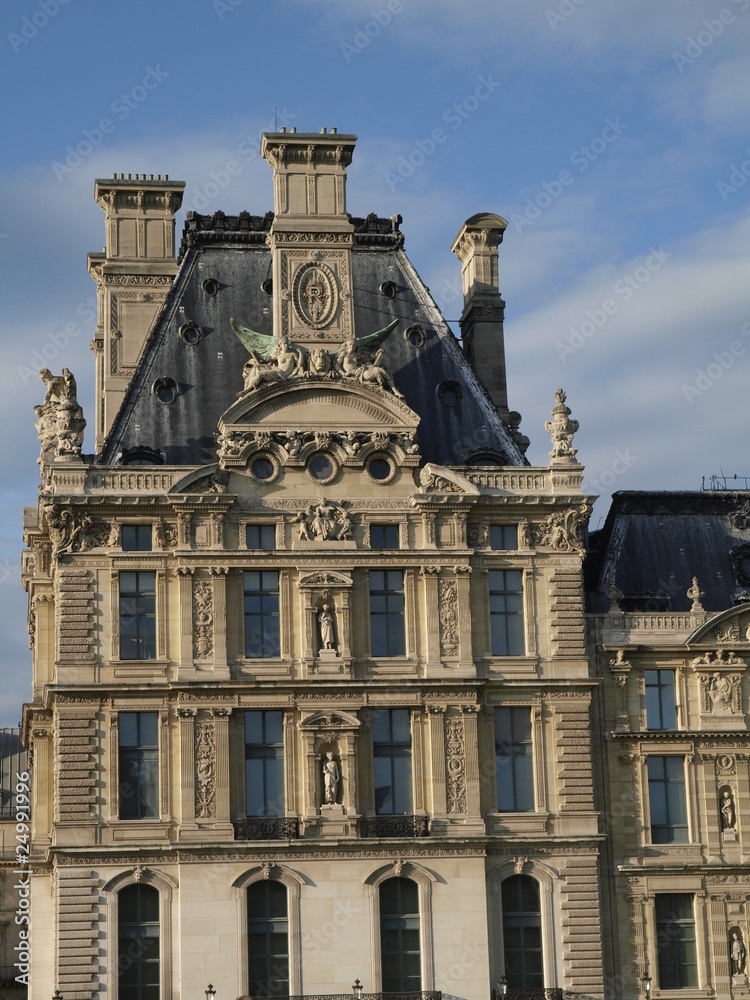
[35,368,86,463]
[231,318,404,398]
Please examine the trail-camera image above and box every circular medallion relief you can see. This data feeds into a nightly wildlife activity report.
[292,261,339,329]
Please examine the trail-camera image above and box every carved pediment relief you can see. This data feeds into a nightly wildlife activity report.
[300,710,360,732]
[299,570,354,589]
[687,605,750,645]
[417,463,480,496]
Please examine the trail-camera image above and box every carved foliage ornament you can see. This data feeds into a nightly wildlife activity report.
[439,579,459,657]
[46,507,111,557]
[195,721,216,818]
[445,715,467,814]
[193,580,214,659]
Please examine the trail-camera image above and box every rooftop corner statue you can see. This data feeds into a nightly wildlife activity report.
[34,366,85,465]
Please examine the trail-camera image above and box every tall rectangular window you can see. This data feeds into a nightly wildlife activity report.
[244,570,280,658]
[655,894,698,989]
[373,708,412,814]
[370,570,406,657]
[489,525,518,550]
[118,712,159,820]
[246,524,275,550]
[245,711,285,817]
[648,756,688,843]
[119,571,156,660]
[370,524,400,550]
[645,670,677,730]
[489,570,525,656]
[495,707,534,812]
[122,525,152,552]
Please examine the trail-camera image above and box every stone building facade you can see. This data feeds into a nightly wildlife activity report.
[18,129,749,1000]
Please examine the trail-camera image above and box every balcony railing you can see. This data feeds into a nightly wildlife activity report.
[361,815,430,838]
[253,993,440,1000]
[0,966,22,987]
[234,817,299,840]
[493,989,563,1000]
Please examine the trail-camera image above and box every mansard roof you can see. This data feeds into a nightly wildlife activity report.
[586,489,750,613]
[100,212,526,469]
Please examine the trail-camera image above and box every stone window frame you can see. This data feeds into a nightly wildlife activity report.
[232,865,303,995]
[635,881,709,996]
[108,706,170,823]
[487,860,558,989]
[639,665,686,731]
[110,561,167,664]
[364,861,436,991]
[492,704,544,814]
[638,743,698,847]
[102,867,176,1000]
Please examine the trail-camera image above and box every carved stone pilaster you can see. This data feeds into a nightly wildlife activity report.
[193,579,214,660]
[429,706,447,817]
[177,567,193,665]
[438,578,459,657]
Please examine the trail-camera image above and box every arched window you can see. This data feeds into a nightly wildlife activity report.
[118,884,160,1000]
[379,877,421,991]
[502,875,543,988]
[247,881,289,996]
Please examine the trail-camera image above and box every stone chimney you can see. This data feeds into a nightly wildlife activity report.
[88,173,185,452]
[451,213,509,416]
[261,128,357,347]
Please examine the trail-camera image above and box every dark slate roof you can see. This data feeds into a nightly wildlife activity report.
[585,490,750,613]
[101,213,526,468]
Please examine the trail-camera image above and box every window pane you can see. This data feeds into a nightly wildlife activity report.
[380,878,421,992]
[502,876,543,990]
[646,670,677,730]
[495,708,534,812]
[245,711,285,816]
[244,571,280,658]
[489,524,518,550]
[118,885,160,1000]
[656,894,697,989]
[373,710,412,815]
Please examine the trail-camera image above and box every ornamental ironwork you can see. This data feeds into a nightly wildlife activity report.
[361,815,429,838]
[234,817,299,840]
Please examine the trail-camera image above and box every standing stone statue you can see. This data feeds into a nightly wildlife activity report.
[318,603,335,650]
[322,752,340,805]
[731,931,746,976]
[721,789,736,831]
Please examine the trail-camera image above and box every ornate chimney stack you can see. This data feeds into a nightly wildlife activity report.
[451,213,509,417]
[261,128,357,348]
[88,173,185,452]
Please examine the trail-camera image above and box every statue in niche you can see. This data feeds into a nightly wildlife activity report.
[318,604,336,651]
[322,752,340,805]
[731,931,746,976]
[721,789,736,831]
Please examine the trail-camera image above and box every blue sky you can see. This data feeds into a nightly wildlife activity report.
[1,0,749,721]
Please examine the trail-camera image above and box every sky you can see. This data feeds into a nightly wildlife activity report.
[0,0,749,722]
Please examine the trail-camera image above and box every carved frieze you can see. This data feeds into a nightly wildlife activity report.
[294,499,352,541]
